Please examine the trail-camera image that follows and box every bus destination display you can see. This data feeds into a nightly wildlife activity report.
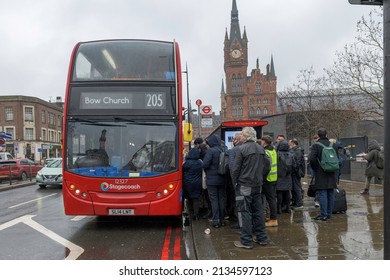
[80,91,166,110]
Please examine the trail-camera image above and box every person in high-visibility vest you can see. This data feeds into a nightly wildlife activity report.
[260,135,278,227]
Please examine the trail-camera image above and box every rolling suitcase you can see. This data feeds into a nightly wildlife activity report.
[333,187,347,214]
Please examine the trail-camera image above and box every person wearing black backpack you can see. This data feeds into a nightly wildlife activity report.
[308,128,338,221]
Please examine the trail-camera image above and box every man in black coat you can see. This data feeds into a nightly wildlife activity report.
[231,127,270,249]
[308,128,338,221]
[289,139,305,209]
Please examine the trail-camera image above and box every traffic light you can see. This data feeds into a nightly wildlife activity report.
[348,0,383,5]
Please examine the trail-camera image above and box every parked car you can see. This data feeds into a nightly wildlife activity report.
[0,159,43,181]
[0,152,14,161]
[36,158,62,188]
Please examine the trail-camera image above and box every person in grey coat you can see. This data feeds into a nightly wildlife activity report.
[360,140,384,195]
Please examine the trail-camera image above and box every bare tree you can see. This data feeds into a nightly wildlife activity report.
[279,66,360,141]
[326,9,383,126]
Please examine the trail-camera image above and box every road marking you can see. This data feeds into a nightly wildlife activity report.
[0,215,84,260]
[71,216,88,221]
[8,193,57,209]
[161,225,181,260]
[161,226,172,260]
[173,226,181,260]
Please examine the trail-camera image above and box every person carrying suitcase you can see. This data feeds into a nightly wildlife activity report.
[308,128,339,221]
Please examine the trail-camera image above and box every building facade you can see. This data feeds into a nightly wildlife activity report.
[221,0,277,122]
[0,95,63,162]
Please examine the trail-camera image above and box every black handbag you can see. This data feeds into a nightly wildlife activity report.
[307,177,316,198]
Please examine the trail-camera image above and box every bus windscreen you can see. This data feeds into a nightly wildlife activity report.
[72,40,175,81]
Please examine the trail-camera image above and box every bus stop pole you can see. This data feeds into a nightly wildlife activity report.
[184,63,192,148]
[384,0,390,260]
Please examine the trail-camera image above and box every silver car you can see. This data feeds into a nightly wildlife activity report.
[36,158,62,188]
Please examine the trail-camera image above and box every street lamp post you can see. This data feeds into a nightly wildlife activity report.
[183,63,192,148]
[196,99,202,138]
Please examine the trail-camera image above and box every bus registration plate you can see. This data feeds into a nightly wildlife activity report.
[109,209,135,215]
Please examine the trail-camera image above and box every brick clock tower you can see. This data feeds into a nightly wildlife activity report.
[221,0,277,122]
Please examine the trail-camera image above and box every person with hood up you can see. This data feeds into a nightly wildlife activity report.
[182,148,203,220]
[360,140,384,195]
[203,134,226,228]
[276,140,293,214]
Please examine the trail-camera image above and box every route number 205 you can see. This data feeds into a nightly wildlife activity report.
[146,93,164,108]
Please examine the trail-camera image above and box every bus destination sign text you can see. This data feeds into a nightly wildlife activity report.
[80,91,166,110]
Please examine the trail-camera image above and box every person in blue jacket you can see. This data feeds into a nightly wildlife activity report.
[182,148,203,220]
[203,134,226,228]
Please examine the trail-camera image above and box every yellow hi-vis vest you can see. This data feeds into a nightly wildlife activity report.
[265,149,278,182]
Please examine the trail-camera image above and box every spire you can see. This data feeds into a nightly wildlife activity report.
[220,79,226,95]
[229,0,242,44]
[269,54,276,77]
[243,26,247,41]
[232,0,238,17]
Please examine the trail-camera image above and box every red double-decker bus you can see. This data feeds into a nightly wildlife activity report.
[62,39,183,217]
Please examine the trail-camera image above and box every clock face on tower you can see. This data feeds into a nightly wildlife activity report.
[231,49,242,59]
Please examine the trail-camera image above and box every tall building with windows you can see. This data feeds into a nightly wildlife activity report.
[221,0,277,121]
[0,95,63,162]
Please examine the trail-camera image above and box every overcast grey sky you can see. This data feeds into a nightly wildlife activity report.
[0,0,379,113]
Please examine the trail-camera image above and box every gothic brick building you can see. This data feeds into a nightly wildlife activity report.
[221,0,277,122]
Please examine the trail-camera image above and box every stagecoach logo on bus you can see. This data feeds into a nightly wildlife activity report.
[100,182,141,191]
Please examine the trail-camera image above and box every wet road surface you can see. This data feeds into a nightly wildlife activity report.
[0,178,384,260]
[0,183,194,260]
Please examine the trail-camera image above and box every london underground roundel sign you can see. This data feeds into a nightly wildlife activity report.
[201,105,212,115]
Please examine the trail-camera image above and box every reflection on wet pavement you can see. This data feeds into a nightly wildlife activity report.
[192,178,384,260]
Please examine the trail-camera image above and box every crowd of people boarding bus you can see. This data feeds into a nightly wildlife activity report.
[182,127,377,249]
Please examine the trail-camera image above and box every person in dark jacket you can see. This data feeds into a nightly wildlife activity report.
[360,140,384,195]
[182,148,203,220]
[227,132,242,227]
[194,137,211,218]
[194,137,207,160]
[276,140,293,214]
[308,128,338,221]
[289,139,305,209]
[231,127,270,249]
[260,135,278,227]
[203,134,226,228]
